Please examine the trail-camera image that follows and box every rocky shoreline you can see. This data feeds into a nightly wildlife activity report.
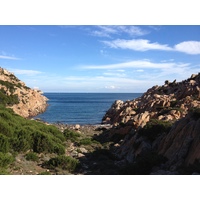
[1,67,200,175]
[28,73,200,175]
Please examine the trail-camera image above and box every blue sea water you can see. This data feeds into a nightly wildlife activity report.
[35,93,142,125]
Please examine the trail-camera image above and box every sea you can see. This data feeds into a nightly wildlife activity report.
[34,93,143,125]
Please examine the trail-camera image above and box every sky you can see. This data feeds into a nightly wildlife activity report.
[0,25,200,93]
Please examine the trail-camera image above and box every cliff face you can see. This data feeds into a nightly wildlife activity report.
[102,73,200,174]
[0,67,48,118]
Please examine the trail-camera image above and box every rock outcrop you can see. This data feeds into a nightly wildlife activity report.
[103,73,200,130]
[102,73,200,174]
[0,67,48,118]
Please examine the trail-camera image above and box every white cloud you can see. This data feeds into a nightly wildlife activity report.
[91,26,148,38]
[116,26,149,36]
[8,69,43,76]
[103,39,200,55]
[105,85,119,89]
[82,60,189,70]
[174,41,200,55]
[116,69,125,72]
[136,69,144,72]
[0,55,21,60]
[103,39,172,51]
[103,72,126,77]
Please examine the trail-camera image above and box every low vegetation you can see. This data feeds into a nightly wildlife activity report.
[25,152,39,162]
[0,103,68,173]
[138,119,172,142]
[43,155,79,172]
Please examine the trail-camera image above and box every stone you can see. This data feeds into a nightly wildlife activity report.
[79,147,88,153]
[74,124,80,130]
[191,74,198,79]
[77,153,85,158]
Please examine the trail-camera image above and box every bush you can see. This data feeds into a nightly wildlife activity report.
[32,131,65,155]
[0,134,10,153]
[38,171,51,175]
[0,105,66,155]
[79,138,100,146]
[25,152,39,162]
[0,89,19,105]
[0,120,13,137]
[44,155,79,172]
[63,129,81,142]
[11,129,33,152]
[0,168,10,175]
[138,119,172,142]
[0,152,15,168]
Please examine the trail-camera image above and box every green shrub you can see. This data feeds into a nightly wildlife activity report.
[25,152,39,162]
[44,155,79,172]
[11,129,33,152]
[0,105,66,155]
[38,124,65,142]
[138,119,172,142]
[79,138,100,146]
[0,168,10,175]
[0,134,10,153]
[0,89,19,105]
[33,131,65,155]
[38,171,51,175]
[0,152,15,168]
[63,129,81,142]
[0,120,13,137]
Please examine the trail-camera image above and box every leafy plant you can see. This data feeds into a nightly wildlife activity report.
[38,171,51,175]
[79,138,100,146]
[138,119,172,142]
[25,152,39,162]
[0,134,10,153]
[0,152,15,168]
[63,129,81,142]
[44,155,79,172]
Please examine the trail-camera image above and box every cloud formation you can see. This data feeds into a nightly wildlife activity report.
[103,39,172,51]
[174,41,200,54]
[8,69,43,76]
[91,26,148,38]
[82,60,189,70]
[0,55,21,60]
[103,39,200,55]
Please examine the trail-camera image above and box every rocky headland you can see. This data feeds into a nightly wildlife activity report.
[0,67,48,118]
[101,73,200,174]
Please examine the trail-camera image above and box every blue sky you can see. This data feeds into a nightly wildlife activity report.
[0,25,200,93]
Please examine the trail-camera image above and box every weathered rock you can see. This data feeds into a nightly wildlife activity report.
[79,147,88,154]
[101,73,200,173]
[74,124,81,130]
[158,113,200,168]
[0,67,48,118]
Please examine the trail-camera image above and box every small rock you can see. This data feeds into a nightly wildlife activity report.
[79,147,88,153]
[78,153,85,158]
[74,124,80,130]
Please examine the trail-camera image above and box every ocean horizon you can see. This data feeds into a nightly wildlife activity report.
[34,93,143,125]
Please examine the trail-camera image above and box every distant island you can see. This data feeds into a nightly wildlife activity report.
[0,67,199,175]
